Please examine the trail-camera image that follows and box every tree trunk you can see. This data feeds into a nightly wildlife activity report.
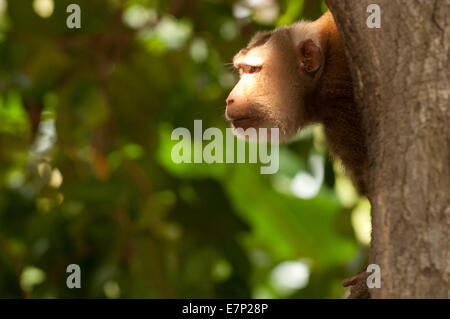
[326,0,450,298]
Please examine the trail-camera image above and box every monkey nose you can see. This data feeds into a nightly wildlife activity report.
[226,97,235,105]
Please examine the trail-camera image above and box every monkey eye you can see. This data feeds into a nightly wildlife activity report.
[240,64,262,74]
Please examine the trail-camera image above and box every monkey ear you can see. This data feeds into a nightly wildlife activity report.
[298,39,322,73]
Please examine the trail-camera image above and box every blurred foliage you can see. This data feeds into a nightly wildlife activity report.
[0,0,370,298]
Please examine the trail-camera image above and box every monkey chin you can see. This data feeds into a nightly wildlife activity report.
[230,119,289,144]
[229,118,263,142]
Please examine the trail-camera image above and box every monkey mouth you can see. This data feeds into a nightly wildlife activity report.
[225,105,266,129]
[231,117,260,129]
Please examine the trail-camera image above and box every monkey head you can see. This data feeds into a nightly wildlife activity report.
[225,22,324,142]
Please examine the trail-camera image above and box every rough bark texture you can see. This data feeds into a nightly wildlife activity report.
[326,0,450,298]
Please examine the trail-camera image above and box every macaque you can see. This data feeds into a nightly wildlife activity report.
[226,11,368,196]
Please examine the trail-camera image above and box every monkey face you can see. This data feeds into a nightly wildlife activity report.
[225,29,320,142]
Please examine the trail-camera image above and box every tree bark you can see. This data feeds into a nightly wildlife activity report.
[326,0,450,298]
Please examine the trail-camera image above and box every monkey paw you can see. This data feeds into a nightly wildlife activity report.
[342,269,371,299]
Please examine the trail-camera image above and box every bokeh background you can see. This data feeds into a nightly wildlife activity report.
[0,0,370,298]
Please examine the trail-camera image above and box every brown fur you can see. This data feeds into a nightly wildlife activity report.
[309,12,368,195]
